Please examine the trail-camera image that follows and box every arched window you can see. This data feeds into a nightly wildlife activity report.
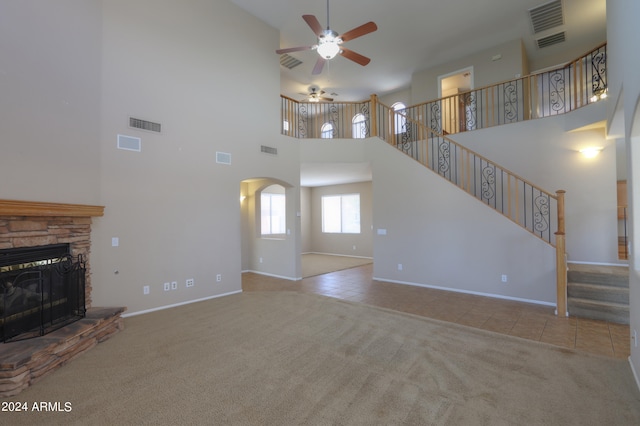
[352,113,367,139]
[391,102,406,135]
[321,122,334,139]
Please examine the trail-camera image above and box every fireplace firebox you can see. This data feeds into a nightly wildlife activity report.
[0,243,86,342]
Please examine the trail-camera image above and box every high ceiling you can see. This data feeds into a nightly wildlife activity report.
[230,0,606,187]
[231,0,606,102]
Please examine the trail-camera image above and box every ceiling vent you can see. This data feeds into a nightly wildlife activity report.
[216,151,231,165]
[529,0,564,34]
[261,145,278,155]
[129,117,161,133]
[536,31,566,49]
[280,54,303,70]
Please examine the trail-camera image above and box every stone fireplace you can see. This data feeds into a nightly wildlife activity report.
[0,199,125,397]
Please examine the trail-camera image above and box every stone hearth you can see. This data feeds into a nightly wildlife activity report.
[0,199,126,397]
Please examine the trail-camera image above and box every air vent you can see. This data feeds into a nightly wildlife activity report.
[129,117,161,133]
[117,134,141,152]
[261,145,278,155]
[536,31,566,49]
[529,0,564,34]
[216,151,231,165]
[280,54,303,70]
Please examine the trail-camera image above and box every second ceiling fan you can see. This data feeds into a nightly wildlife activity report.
[276,0,378,75]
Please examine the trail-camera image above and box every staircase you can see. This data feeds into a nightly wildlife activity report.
[567,263,629,324]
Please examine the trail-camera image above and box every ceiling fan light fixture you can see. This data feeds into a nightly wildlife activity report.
[317,31,341,59]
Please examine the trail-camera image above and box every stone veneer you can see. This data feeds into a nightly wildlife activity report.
[0,199,126,398]
[0,215,95,307]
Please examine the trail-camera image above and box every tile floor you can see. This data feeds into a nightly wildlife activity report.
[242,264,631,359]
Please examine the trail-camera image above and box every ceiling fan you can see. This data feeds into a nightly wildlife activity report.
[300,87,334,103]
[276,0,378,75]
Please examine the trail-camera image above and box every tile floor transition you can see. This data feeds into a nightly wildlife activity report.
[242,264,631,359]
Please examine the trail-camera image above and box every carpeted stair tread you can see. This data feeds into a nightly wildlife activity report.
[568,297,629,324]
[567,263,629,288]
[567,282,629,304]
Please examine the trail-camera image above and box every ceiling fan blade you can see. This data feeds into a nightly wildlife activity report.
[339,21,377,43]
[276,45,314,54]
[339,47,371,66]
[312,57,326,75]
[302,15,324,37]
[320,96,334,102]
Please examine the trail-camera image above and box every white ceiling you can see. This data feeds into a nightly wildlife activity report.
[230,0,606,186]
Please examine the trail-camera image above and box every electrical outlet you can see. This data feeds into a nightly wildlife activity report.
[171,281,178,290]
[501,274,508,283]
[143,285,150,295]
[186,278,194,287]
[164,282,170,291]
[259,257,263,263]
[398,263,403,271]
[634,330,638,348]
[216,274,222,282]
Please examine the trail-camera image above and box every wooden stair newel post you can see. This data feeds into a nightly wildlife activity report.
[555,190,567,317]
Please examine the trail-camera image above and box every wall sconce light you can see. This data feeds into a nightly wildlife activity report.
[579,147,603,158]
[239,195,246,202]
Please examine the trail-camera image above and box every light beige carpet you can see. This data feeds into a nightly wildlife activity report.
[3,291,640,425]
[302,253,372,277]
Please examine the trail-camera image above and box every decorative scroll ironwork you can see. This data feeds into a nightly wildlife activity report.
[481,165,496,202]
[503,82,519,122]
[461,92,477,131]
[430,102,442,134]
[549,70,566,113]
[591,48,607,96]
[298,103,308,138]
[360,103,371,137]
[438,139,450,176]
[534,194,550,234]
[328,104,339,138]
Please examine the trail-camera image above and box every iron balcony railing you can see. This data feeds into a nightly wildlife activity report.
[402,43,607,135]
[282,43,606,140]
[280,43,606,247]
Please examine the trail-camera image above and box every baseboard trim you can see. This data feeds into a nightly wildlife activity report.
[567,260,629,267]
[243,270,299,281]
[303,252,373,260]
[374,276,555,307]
[122,290,242,318]
[630,356,640,393]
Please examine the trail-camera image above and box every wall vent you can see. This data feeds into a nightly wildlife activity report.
[529,0,564,34]
[280,54,303,70]
[129,117,161,133]
[536,31,566,49]
[117,134,141,152]
[216,151,232,165]
[261,145,278,155]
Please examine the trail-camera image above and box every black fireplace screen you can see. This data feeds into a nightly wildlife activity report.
[0,244,86,342]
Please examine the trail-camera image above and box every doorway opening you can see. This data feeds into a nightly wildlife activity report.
[438,67,474,134]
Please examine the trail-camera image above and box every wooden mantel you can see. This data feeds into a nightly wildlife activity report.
[0,199,104,217]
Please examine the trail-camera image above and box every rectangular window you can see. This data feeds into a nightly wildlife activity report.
[261,193,286,235]
[322,194,360,234]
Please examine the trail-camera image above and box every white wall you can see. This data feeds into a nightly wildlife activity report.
[91,0,298,314]
[454,103,618,264]
[411,39,526,105]
[369,139,556,304]
[0,0,102,203]
[607,0,640,386]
